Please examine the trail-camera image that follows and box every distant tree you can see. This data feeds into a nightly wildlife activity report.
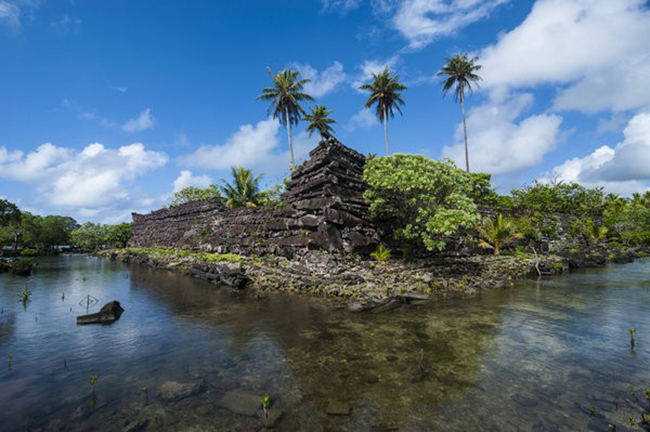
[70,223,107,250]
[0,199,22,251]
[105,223,132,248]
[257,69,313,165]
[304,105,336,139]
[359,67,406,156]
[169,185,221,207]
[220,166,266,209]
[437,53,482,173]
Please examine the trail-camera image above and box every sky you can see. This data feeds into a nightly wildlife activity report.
[1,0,650,223]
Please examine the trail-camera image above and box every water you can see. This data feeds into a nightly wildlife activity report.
[1,255,649,431]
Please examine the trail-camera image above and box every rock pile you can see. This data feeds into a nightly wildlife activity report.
[130,137,379,258]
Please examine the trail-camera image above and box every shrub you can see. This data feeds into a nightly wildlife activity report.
[364,154,480,252]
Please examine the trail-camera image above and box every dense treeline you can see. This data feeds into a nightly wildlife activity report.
[0,199,131,252]
[362,154,650,254]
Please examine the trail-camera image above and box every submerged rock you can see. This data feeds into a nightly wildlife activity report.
[157,380,204,402]
[77,301,124,325]
[217,390,260,417]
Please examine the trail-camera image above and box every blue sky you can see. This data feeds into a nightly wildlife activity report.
[1,0,650,223]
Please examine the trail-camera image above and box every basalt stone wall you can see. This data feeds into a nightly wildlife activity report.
[130,137,380,259]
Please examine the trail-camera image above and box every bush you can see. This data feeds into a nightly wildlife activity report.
[20,248,38,257]
[363,154,480,252]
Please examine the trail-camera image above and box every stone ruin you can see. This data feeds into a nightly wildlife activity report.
[130,137,379,259]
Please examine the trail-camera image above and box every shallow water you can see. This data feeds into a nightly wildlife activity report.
[1,255,649,431]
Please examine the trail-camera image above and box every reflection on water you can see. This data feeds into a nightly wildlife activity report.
[0,255,649,431]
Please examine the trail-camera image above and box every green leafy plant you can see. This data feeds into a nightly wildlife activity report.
[261,393,270,418]
[18,284,32,303]
[90,374,98,392]
[477,214,523,256]
[629,328,636,348]
[219,166,267,209]
[370,245,391,262]
[364,154,480,252]
[7,354,13,368]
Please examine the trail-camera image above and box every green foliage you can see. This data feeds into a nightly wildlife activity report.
[469,173,499,205]
[90,374,98,389]
[511,216,539,243]
[169,185,221,207]
[477,214,523,255]
[20,248,38,257]
[304,105,336,138]
[13,258,34,275]
[70,222,131,249]
[0,199,21,227]
[220,166,267,208]
[510,180,605,216]
[437,53,482,104]
[261,393,270,410]
[0,207,79,251]
[18,284,32,302]
[363,154,480,252]
[370,244,391,262]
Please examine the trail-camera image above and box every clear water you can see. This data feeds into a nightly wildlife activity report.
[1,255,649,431]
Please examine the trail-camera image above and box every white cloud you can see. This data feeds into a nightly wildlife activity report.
[0,142,168,208]
[480,0,650,113]
[122,108,156,133]
[114,86,128,93]
[172,170,213,193]
[0,1,20,29]
[441,93,563,174]
[392,0,509,49]
[544,112,650,194]
[290,61,347,98]
[348,108,379,131]
[321,0,363,14]
[178,118,317,175]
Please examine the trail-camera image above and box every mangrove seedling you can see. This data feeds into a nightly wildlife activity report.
[589,402,595,416]
[261,393,270,419]
[628,416,635,428]
[645,388,650,408]
[608,424,616,431]
[18,284,32,303]
[629,328,636,348]
[90,374,98,393]
[7,354,13,369]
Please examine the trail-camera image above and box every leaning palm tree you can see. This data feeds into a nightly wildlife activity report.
[219,166,266,209]
[478,214,523,256]
[437,53,482,173]
[304,105,336,140]
[359,67,406,156]
[257,69,313,165]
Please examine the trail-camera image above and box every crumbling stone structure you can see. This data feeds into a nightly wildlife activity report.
[130,137,379,259]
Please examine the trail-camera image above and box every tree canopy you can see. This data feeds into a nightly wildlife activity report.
[363,154,480,252]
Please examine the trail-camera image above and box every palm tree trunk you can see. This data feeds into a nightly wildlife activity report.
[461,91,470,173]
[285,108,294,165]
[383,107,390,156]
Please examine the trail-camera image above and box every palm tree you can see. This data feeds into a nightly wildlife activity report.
[478,214,523,255]
[257,69,313,165]
[304,105,336,140]
[219,166,266,209]
[438,53,482,173]
[359,67,406,156]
